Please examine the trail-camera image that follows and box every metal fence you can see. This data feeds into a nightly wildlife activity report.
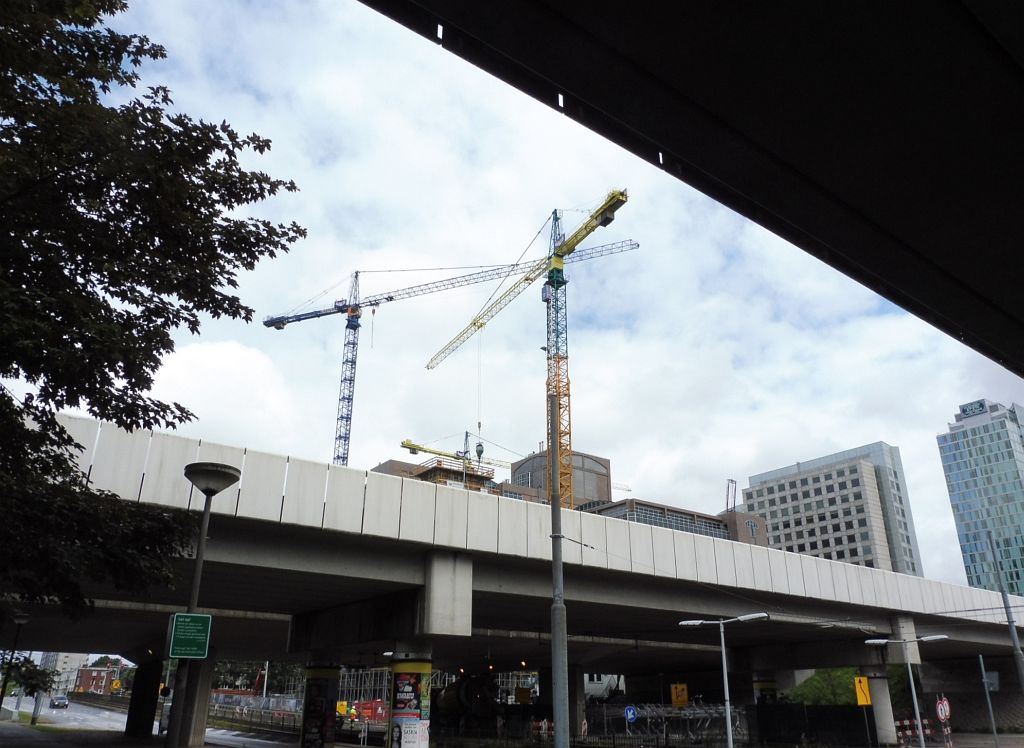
[206,703,301,733]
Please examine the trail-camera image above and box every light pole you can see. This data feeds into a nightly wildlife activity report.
[0,611,29,714]
[164,462,240,748]
[865,634,949,748]
[679,612,770,748]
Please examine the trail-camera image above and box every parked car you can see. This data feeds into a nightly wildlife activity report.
[49,695,69,709]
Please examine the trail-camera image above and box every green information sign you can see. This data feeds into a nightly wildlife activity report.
[167,613,212,659]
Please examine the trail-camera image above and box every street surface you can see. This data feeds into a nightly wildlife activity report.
[0,697,293,746]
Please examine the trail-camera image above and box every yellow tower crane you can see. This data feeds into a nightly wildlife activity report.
[427,190,630,508]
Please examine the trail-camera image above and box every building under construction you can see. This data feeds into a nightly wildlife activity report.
[371,450,764,545]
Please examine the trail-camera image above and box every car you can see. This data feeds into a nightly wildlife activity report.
[49,695,69,709]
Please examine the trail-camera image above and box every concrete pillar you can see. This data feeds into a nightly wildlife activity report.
[180,651,216,747]
[388,642,432,748]
[418,552,472,637]
[864,668,897,745]
[125,659,162,738]
[568,666,585,736]
[537,668,553,717]
[300,659,341,748]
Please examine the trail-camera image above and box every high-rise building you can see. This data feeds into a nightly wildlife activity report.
[937,399,1024,594]
[40,652,89,694]
[740,442,923,575]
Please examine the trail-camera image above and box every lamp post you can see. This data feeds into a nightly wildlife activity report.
[0,611,29,714]
[164,462,240,748]
[679,612,770,748]
[865,634,949,748]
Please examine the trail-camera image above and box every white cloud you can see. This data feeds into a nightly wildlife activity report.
[95,0,1024,587]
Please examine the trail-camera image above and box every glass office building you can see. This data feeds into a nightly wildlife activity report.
[937,399,1024,594]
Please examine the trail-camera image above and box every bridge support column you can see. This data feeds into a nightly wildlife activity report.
[864,667,897,745]
[568,666,585,736]
[388,642,432,748]
[180,649,216,747]
[125,658,161,738]
[300,657,341,748]
[419,551,472,636]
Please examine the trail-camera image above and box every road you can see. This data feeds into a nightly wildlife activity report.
[0,697,294,746]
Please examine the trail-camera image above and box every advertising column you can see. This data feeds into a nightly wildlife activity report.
[388,660,431,748]
[300,666,340,748]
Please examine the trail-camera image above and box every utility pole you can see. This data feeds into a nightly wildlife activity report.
[986,530,1024,690]
[548,393,569,748]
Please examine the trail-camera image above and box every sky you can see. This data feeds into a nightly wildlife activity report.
[91,0,1024,587]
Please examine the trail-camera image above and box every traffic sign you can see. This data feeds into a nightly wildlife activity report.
[854,676,872,706]
[167,612,212,658]
[935,696,951,722]
[670,683,689,708]
[111,679,122,691]
[624,705,638,723]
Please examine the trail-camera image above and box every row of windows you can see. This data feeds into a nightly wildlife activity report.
[748,466,860,499]
[749,490,865,515]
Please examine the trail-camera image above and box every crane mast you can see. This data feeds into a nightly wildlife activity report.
[544,210,574,508]
[544,189,628,508]
[335,273,361,466]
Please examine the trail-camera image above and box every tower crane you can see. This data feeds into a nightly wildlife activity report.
[400,435,512,470]
[264,238,636,466]
[427,190,630,508]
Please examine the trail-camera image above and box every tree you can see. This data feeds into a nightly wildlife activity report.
[785,667,858,705]
[88,655,121,669]
[0,0,305,614]
[9,656,56,697]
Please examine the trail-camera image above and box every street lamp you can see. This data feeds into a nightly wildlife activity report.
[679,613,770,748]
[165,462,240,748]
[0,611,29,713]
[865,634,949,748]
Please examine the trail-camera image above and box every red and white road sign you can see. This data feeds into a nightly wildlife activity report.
[935,696,951,722]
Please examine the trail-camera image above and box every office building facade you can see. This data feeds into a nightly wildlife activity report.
[937,399,1024,594]
[741,442,923,575]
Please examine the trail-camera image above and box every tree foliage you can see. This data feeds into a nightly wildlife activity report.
[8,655,56,697]
[0,0,305,613]
[785,667,858,705]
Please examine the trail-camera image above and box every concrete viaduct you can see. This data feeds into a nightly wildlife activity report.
[8,413,1024,743]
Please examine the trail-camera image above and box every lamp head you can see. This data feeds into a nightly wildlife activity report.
[918,635,949,643]
[678,620,705,627]
[184,462,241,498]
[864,639,891,646]
[737,612,770,623]
[10,611,29,626]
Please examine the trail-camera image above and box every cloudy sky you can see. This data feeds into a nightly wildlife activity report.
[102,1,1023,586]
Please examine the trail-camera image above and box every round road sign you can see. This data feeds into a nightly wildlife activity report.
[935,696,951,722]
[624,705,638,723]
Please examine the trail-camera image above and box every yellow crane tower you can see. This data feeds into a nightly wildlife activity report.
[427,190,630,508]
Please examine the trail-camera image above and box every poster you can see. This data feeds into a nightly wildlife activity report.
[389,661,431,748]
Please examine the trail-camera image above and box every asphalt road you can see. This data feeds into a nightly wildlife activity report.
[0,697,293,746]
